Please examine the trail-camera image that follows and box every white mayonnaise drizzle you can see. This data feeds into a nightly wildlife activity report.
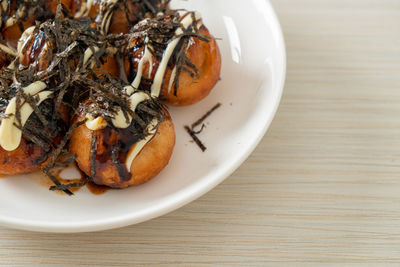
[99,0,118,34]
[125,118,158,171]
[17,26,35,58]
[75,0,95,17]
[131,43,153,90]
[111,91,151,128]
[85,114,107,130]
[0,43,17,57]
[167,66,177,94]
[4,17,17,28]
[7,59,16,70]
[1,0,8,12]
[150,11,201,98]
[0,81,52,151]
[82,46,100,69]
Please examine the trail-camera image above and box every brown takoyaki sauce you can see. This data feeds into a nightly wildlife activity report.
[36,166,109,195]
[86,181,109,195]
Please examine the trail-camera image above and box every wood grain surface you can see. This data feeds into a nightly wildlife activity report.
[1,0,400,265]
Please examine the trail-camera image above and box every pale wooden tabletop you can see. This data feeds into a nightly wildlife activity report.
[2,0,400,265]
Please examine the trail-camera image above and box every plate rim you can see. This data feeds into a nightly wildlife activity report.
[0,0,286,233]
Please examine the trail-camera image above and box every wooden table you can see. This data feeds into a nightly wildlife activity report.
[1,0,400,265]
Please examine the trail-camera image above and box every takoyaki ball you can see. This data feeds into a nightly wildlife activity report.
[1,0,67,43]
[69,107,175,188]
[125,18,221,106]
[109,0,169,34]
[101,0,139,34]
[0,98,68,175]
[2,20,35,45]
[161,25,221,106]
[18,27,54,71]
[45,0,80,16]
[0,138,48,175]
[17,22,118,77]
[75,0,169,34]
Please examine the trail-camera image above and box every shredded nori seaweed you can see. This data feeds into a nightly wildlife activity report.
[184,125,206,152]
[185,103,222,152]
[111,141,129,181]
[49,179,88,192]
[43,168,73,195]
[191,103,221,129]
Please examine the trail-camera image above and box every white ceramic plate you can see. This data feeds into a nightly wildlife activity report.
[0,0,286,232]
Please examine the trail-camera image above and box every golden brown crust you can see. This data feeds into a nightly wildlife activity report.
[0,138,47,175]
[162,26,221,106]
[92,54,119,77]
[74,1,139,34]
[69,109,175,188]
[0,101,69,175]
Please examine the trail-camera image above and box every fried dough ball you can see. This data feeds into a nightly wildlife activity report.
[45,0,80,16]
[17,22,118,77]
[1,0,76,43]
[0,99,68,175]
[124,16,221,106]
[0,138,48,175]
[70,108,175,188]
[161,25,221,106]
[73,0,169,34]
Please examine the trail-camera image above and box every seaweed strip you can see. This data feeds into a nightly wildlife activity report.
[19,91,48,127]
[191,103,221,129]
[111,141,129,181]
[50,179,87,191]
[43,168,73,195]
[14,123,50,151]
[184,103,222,152]
[53,154,77,168]
[184,126,206,152]
[42,120,85,172]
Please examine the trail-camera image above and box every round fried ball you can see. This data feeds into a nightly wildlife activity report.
[125,24,221,106]
[18,25,118,77]
[0,100,68,175]
[70,108,175,188]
